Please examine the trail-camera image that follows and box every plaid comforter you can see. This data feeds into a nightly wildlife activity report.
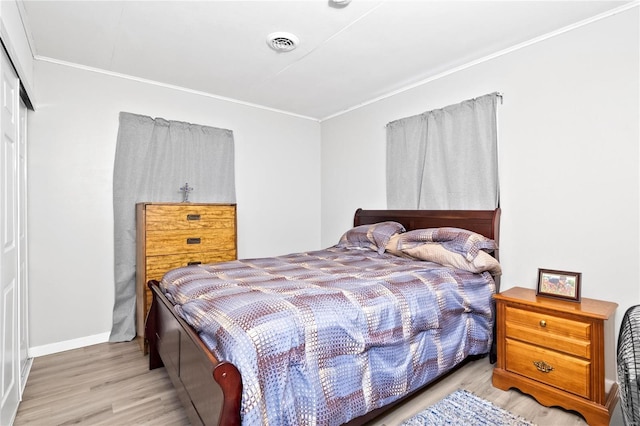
[160,246,496,426]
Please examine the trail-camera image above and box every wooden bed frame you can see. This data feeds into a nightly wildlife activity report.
[146,208,501,426]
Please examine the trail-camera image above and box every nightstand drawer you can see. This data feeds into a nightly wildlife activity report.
[506,338,591,399]
[505,306,591,339]
[505,320,591,359]
[504,306,592,357]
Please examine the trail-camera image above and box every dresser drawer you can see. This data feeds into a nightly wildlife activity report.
[143,251,238,315]
[145,204,235,230]
[145,228,236,256]
[145,251,237,282]
[504,306,591,358]
[506,338,591,399]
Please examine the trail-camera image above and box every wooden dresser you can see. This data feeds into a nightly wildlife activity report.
[136,202,237,351]
[492,287,618,426]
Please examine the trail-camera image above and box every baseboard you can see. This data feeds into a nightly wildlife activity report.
[28,332,111,357]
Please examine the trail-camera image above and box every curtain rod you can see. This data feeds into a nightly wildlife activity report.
[385,91,503,127]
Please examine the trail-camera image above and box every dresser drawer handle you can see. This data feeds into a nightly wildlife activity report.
[539,320,547,327]
[187,214,201,221]
[186,238,201,244]
[533,360,554,373]
[187,261,202,266]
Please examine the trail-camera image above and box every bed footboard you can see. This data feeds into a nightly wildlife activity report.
[146,281,242,426]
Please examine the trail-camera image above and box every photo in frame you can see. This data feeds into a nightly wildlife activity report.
[536,268,582,302]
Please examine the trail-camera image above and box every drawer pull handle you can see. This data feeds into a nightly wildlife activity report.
[186,238,201,244]
[187,261,202,266]
[187,214,201,221]
[533,360,554,373]
[539,320,547,327]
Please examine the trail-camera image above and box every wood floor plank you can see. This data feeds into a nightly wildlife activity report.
[14,342,621,425]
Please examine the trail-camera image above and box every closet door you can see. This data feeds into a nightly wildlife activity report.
[0,47,21,426]
[18,97,30,394]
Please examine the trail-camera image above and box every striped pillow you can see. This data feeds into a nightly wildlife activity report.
[337,221,406,254]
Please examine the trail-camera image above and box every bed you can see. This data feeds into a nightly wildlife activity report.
[146,208,501,425]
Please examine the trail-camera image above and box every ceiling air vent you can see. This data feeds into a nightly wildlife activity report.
[266,32,299,52]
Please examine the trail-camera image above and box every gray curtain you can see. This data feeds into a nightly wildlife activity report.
[110,112,236,341]
[386,92,500,209]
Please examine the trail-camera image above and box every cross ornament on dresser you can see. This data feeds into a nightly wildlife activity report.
[179,183,193,202]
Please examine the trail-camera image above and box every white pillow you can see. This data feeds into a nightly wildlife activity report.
[386,235,501,275]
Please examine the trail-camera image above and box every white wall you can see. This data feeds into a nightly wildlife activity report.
[321,9,639,335]
[28,61,321,351]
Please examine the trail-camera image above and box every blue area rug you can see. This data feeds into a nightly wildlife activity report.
[402,389,536,426]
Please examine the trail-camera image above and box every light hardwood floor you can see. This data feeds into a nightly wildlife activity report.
[14,341,622,425]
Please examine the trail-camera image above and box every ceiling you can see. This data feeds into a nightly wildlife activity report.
[19,1,635,121]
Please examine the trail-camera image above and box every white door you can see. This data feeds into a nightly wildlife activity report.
[18,98,30,394]
[0,48,21,426]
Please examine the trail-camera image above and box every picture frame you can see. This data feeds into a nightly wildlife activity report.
[536,268,582,302]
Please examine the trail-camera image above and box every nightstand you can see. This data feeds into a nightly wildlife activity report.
[492,287,618,426]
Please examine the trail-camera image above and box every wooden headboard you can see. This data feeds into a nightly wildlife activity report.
[353,208,501,261]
